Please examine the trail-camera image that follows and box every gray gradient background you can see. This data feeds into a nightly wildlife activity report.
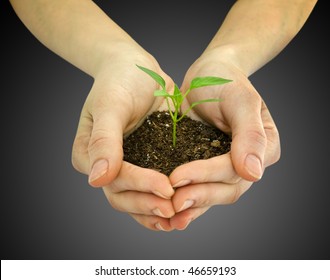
[2,1,329,259]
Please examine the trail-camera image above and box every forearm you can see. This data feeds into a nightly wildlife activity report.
[10,0,139,77]
[205,0,317,76]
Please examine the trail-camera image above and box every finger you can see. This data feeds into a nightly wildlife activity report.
[87,109,125,187]
[103,188,175,218]
[183,77,267,182]
[226,85,267,182]
[169,153,240,188]
[111,161,175,199]
[260,102,281,167]
[130,214,174,231]
[171,180,252,213]
[72,104,125,186]
[72,106,93,175]
[170,206,210,230]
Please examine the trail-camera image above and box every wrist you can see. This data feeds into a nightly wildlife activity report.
[201,44,259,77]
[90,39,155,79]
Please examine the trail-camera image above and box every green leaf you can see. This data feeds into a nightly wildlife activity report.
[190,98,223,109]
[154,89,171,97]
[173,84,183,104]
[190,76,232,90]
[179,98,223,122]
[136,64,166,90]
[173,84,181,96]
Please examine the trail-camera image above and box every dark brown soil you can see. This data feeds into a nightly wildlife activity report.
[123,111,231,176]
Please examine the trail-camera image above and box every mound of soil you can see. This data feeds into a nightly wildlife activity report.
[123,111,231,176]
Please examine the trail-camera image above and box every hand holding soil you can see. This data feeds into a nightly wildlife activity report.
[69,38,281,232]
[121,60,281,230]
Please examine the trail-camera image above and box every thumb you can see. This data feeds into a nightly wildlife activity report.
[87,111,124,187]
[229,95,267,182]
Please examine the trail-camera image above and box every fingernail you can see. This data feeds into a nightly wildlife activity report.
[178,199,194,212]
[173,179,191,188]
[245,154,263,180]
[152,208,166,218]
[89,159,108,183]
[152,190,171,200]
[155,222,165,231]
[179,219,193,231]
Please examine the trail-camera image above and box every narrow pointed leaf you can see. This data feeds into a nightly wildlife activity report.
[190,76,232,90]
[154,89,171,97]
[190,98,223,109]
[136,64,166,89]
[173,84,183,104]
[173,84,181,96]
[178,98,223,122]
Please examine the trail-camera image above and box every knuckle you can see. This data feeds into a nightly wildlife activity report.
[88,130,110,152]
[247,129,267,149]
[199,196,211,208]
[71,156,82,174]
[273,148,281,164]
[226,173,241,185]
[107,194,123,212]
[108,180,122,194]
[103,186,125,212]
[270,143,281,165]
[265,126,281,166]
[71,135,89,174]
[71,150,80,172]
[228,181,252,204]
[228,185,242,204]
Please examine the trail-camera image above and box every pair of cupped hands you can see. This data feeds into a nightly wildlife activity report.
[72,44,280,231]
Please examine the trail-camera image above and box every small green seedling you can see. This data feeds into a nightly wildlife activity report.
[137,65,232,147]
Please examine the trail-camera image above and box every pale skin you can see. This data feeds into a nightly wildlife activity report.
[10,0,317,231]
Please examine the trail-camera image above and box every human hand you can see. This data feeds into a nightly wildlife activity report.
[168,51,281,230]
[71,43,176,230]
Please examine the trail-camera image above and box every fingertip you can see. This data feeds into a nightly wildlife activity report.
[152,189,174,200]
[88,159,108,184]
[172,179,192,189]
[145,170,175,199]
[230,129,267,182]
[244,154,263,181]
[154,221,174,232]
[231,157,262,183]
[88,159,121,187]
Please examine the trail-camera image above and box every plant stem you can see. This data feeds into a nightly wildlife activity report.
[166,97,174,120]
[172,110,178,147]
[172,120,177,148]
[182,88,191,99]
